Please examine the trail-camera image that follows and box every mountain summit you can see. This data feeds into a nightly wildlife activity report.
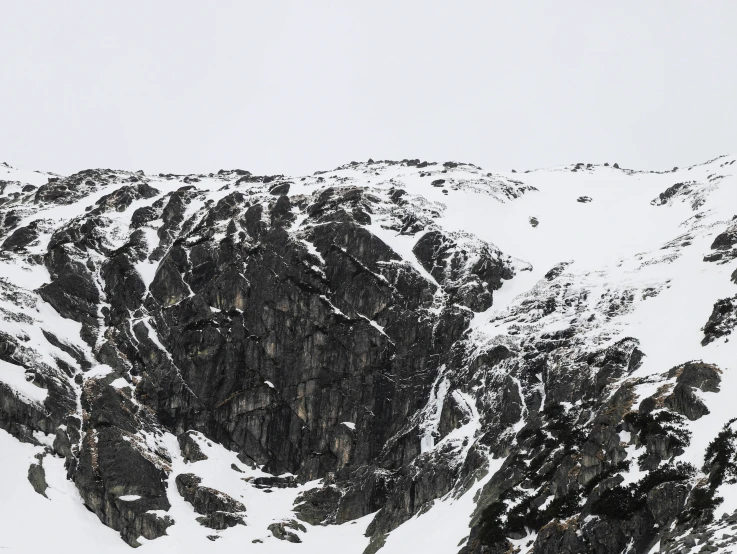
[2,155,737,553]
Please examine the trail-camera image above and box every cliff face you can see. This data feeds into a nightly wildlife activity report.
[2,156,737,553]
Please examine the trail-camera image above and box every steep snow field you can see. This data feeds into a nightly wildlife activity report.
[2,155,737,553]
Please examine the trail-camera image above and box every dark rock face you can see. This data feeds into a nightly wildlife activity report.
[142,220,432,482]
[74,379,174,546]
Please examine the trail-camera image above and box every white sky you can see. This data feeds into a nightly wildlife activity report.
[1,1,735,176]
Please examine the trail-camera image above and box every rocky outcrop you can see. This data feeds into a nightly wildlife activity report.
[268,519,305,542]
[705,218,737,263]
[702,295,737,345]
[294,484,343,524]
[664,362,721,420]
[252,475,297,489]
[175,473,245,529]
[413,230,515,311]
[1,221,39,251]
[27,457,49,497]
[74,378,173,546]
[0,327,76,446]
[178,431,208,463]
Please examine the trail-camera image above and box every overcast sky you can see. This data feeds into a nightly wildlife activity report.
[1,1,735,176]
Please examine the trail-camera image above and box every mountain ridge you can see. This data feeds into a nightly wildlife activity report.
[1,153,737,553]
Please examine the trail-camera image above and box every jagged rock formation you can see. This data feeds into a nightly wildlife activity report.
[175,472,246,529]
[2,155,737,553]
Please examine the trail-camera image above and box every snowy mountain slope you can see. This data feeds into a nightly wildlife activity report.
[1,155,737,553]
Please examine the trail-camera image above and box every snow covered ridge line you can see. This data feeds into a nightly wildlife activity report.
[1,154,737,553]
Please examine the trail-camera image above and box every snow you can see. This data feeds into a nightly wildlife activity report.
[381,455,506,554]
[84,364,115,380]
[0,427,373,554]
[33,430,55,448]
[0,358,48,404]
[0,260,50,290]
[319,294,346,317]
[134,432,374,553]
[446,167,687,275]
[368,225,440,287]
[0,282,89,400]
[419,374,450,453]
[0,428,133,554]
[435,159,737,505]
[356,312,391,338]
[300,237,325,264]
[134,227,162,289]
[111,377,130,389]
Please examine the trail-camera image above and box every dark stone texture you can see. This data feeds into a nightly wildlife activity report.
[175,473,245,528]
[412,230,514,311]
[178,431,209,463]
[2,222,39,251]
[253,475,298,489]
[702,296,737,345]
[664,362,721,420]
[27,460,49,497]
[268,520,305,542]
[269,182,291,196]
